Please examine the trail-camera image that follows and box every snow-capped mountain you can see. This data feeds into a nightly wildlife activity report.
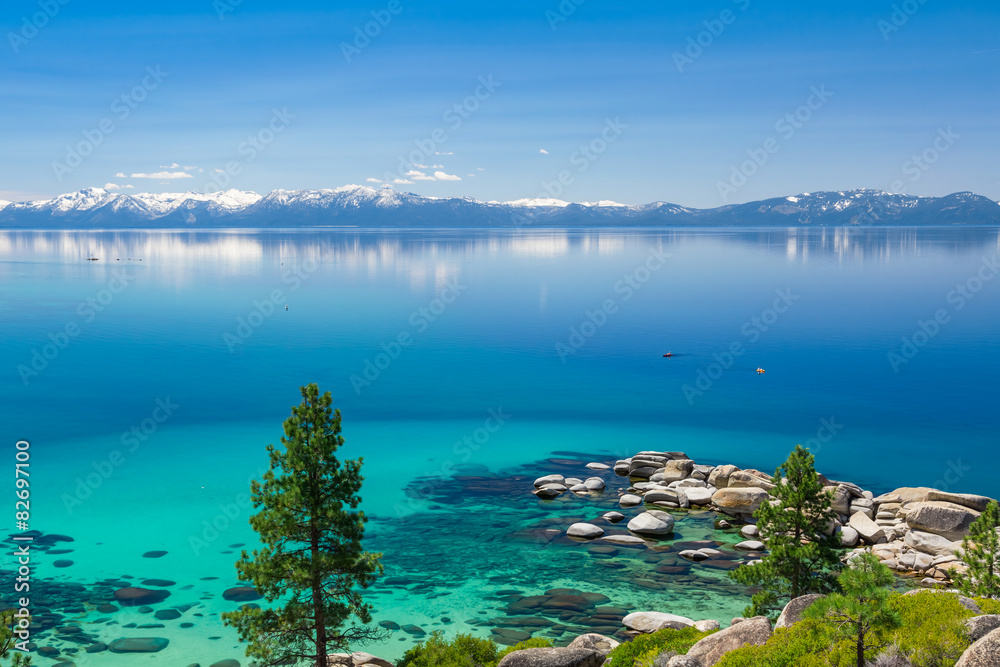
[0,186,996,228]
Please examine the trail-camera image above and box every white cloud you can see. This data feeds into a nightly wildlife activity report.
[539,149,549,154]
[434,151,454,155]
[432,164,444,168]
[477,167,485,171]
[130,171,193,179]
[393,179,413,184]
[160,162,180,169]
[406,170,436,181]
[366,178,383,183]
[103,182,134,190]
[115,172,127,178]
[214,169,225,174]
[413,163,429,169]
[433,171,461,181]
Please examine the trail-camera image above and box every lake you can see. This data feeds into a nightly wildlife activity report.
[2,226,999,664]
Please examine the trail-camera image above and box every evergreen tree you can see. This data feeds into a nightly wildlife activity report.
[0,609,31,666]
[804,552,902,667]
[730,445,842,619]
[223,384,384,667]
[952,499,1000,598]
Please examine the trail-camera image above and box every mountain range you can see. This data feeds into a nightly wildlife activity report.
[1,186,997,228]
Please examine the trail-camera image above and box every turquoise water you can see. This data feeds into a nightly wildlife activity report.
[2,227,999,665]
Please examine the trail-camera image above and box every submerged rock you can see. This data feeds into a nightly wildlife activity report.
[108,637,169,653]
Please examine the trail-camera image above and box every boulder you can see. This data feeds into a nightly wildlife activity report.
[666,657,703,667]
[956,627,1000,667]
[694,619,721,632]
[496,647,604,667]
[926,490,993,513]
[904,530,963,557]
[535,485,565,499]
[586,462,611,471]
[873,487,934,505]
[686,616,772,666]
[828,485,852,515]
[728,471,775,490]
[534,474,565,487]
[645,490,680,504]
[739,525,759,539]
[619,494,643,508]
[708,465,740,489]
[567,523,604,540]
[683,488,714,506]
[838,527,860,547]
[712,487,769,518]
[906,501,980,541]
[679,550,709,562]
[966,615,1000,642]
[692,464,716,481]
[622,612,696,633]
[734,540,765,551]
[566,633,620,655]
[601,534,649,546]
[775,594,825,629]
[108,637,169,653]
[114,587,171,606]
[583,477,605,492]
[848,512,885,544]
[662,459,695,482]
[351,652,393,667]
[627,511,675,537]
[602,512,625,524]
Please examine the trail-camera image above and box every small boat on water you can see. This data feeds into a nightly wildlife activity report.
[756,368,766,374]
[662,352,674,358]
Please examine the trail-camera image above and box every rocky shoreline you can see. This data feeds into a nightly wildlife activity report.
[531,450,992,587]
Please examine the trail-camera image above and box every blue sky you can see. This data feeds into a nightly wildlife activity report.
[1,0,997,207]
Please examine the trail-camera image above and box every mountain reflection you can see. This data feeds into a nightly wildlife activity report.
[0,227,996,269]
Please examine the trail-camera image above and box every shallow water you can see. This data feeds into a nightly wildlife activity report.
[2,226,999,664]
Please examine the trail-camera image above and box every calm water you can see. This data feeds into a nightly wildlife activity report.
[2,227,999,665]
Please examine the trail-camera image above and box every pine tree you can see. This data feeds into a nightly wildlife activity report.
[730,445,843,619]
[223,384,385,667]
[952,499,1000,598]
[0,609,31,666]
[804,552,902,667]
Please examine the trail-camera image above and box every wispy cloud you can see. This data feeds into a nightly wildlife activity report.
[130,171,193,179]
[366,177,382,183]
[434,151,454,155]
[115,172,127,178]
[539,149,549,154]
[433,171,461,181]
[159,163,199,171]
[393,178,413,184]
[103,182,134,190]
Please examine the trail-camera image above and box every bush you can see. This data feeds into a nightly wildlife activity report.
[607,626,716,667]
[714,620,834,667]
[887,591,975,667]
[490,637,554,665]
[974,596,1000,615]
[398,631,499,667]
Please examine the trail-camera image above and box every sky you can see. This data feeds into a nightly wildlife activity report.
[1,0,998,207]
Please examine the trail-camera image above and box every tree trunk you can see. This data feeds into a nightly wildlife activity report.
[312,491,327,666]
[856,624,865,667]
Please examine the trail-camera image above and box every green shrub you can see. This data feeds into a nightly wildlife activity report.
[714,620,834,667]
[887,591,975,667]
[489,637,554,666]
[607,626,716,667]
[398,631,499,667]
[974,597,1000,615]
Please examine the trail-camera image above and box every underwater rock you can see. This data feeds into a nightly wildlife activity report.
[108,637,169,653]
[222,587,263,602]
[113,587,170,606]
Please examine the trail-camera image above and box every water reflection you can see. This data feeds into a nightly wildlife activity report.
[0,226,996,270]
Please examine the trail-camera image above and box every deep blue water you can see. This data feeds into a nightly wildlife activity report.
[1,227,999,664]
